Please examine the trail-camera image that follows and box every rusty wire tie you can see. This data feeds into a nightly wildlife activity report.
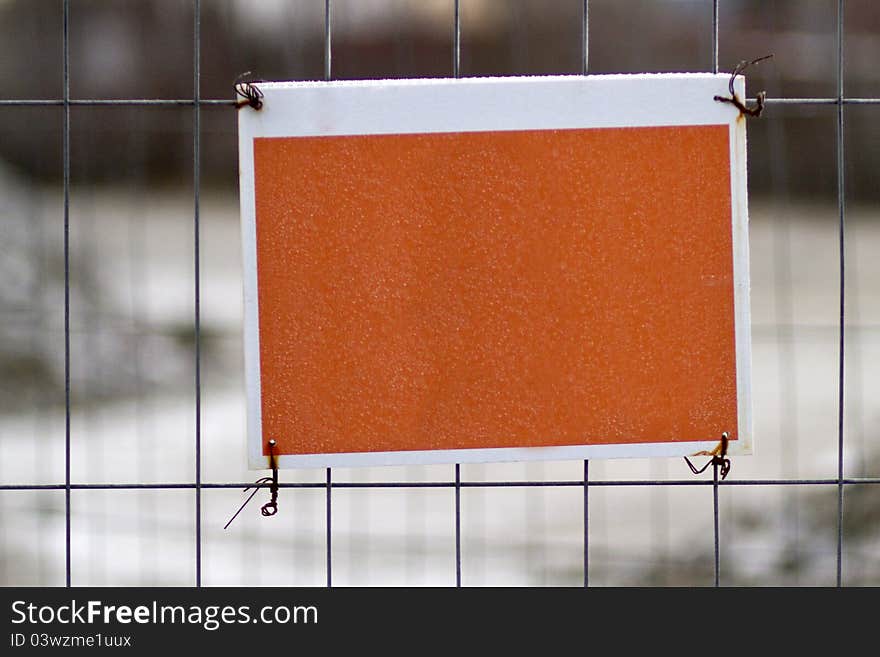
[685,432,731,480]
[234,71,264,110]
[224,439,279,529]
[714,54,773,118]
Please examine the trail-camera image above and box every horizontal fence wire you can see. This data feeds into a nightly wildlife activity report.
[0,97,878,106]
[2,479,880,491]
[0,0,866,588]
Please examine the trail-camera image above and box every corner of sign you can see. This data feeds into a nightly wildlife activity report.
[689,432,730,458]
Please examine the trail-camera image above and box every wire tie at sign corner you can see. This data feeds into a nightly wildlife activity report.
[261,439,280,517]
[224,439,280,530]
[684,432,731,481]
[234,71,264,111]
[713,54,774,118]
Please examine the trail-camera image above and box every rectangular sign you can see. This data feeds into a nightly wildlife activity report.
[237,74,753,469]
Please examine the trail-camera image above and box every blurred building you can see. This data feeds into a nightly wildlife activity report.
[0,0,878,197]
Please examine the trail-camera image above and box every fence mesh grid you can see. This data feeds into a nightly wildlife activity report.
[1,0,879,587]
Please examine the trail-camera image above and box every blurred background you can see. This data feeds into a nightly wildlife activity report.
[1,0,878,586]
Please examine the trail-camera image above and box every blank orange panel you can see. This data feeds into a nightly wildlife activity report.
[253,125,736,455]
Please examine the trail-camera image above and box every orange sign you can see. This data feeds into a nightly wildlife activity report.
[238,76,752,468]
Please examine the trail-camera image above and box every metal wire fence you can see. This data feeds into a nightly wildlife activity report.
[1,0,878,587]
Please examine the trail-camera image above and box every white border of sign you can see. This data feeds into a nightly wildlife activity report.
[238,74,753,469]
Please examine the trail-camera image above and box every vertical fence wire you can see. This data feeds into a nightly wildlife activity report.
[582,461,589,587]
[453,0,462,588]
[713,464,720,587]
[712,0,720,588]
[62,0,72,589]
[835,0,846,588]
[582,0,590,589]
[455,464,461,587]
[712,0,719,74]
[325,467,332,587]
[193,0,203,589]
[324,0,332,84]
[453,0,461,79]
[581,0,589,76]
[324,0,333,590]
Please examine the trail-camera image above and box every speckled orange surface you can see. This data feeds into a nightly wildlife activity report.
[253,125,737,455]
